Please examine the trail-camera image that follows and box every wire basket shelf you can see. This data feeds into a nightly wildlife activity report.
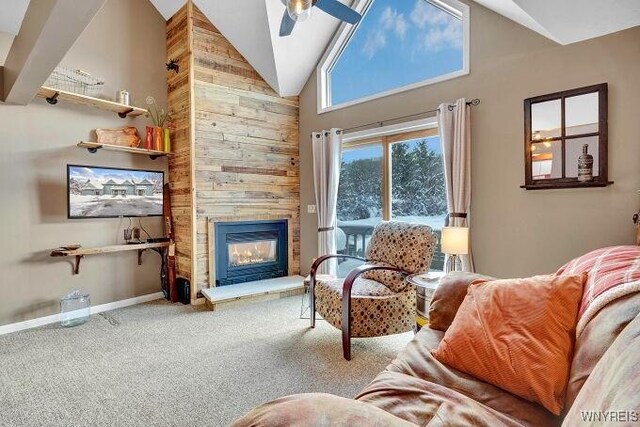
[45,66,105,98]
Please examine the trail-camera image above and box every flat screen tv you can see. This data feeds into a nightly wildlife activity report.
[67,165,164,219]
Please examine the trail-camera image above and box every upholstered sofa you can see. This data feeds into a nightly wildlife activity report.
[234,252,640,426]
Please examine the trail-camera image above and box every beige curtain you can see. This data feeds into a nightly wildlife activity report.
[438,99,475,272]
[312,129,342,275]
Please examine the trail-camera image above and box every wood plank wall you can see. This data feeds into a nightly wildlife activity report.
[167,3,195,283]
[167,2,300,299]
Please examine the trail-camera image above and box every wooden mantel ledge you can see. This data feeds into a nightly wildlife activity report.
[51,242,171,274]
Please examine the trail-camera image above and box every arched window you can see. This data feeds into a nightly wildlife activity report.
[317,0,469,112]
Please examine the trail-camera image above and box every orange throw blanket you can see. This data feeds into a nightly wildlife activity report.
[556,246,640,337]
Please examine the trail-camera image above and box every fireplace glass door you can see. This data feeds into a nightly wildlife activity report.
[228,240,277,267]
[214,219,288,286]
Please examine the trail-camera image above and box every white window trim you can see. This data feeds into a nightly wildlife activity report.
[342,116,438,143]
[317,0,470,115]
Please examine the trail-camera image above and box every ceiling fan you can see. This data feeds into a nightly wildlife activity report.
[279,0,362,37]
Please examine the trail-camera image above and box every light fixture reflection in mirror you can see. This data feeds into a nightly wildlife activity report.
[531,141,561,180]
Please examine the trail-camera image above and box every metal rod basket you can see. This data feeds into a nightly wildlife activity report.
[44,66,105,97]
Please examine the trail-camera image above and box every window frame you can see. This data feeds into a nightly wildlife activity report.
[317,0,470,114]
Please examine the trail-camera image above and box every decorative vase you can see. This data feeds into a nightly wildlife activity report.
[163,128,171,153]
[154,126,163,152]
[577,144,594,182]
[145,126,154,150]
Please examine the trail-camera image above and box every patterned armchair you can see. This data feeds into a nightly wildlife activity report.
[309,221,437,360]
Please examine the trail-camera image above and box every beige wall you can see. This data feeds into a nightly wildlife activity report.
[299,1,640,277]
[0,0,167,326]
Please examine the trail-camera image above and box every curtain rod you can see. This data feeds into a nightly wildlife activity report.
[333,98,480,135]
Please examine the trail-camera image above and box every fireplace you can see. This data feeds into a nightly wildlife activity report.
[214,220,288,286]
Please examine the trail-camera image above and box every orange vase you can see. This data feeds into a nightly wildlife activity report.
[145,126,154,150]
[153,127,163,151]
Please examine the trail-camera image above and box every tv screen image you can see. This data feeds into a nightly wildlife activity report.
[68,165,164,218]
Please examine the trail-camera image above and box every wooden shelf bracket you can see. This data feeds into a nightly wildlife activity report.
[68,248,161,275]
[73,255,84,275]
[118,108,134,119]
[86,145,101,154]
[51,242,170,275]
[46,92,60,105]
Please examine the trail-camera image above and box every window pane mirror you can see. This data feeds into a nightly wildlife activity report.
[523,83,610,190]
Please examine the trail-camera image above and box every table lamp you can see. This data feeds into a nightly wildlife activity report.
[441,226,469,273]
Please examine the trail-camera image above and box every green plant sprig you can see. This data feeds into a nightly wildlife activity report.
[145,96,173,127]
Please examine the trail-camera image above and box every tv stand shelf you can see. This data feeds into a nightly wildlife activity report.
[51,242,171,275]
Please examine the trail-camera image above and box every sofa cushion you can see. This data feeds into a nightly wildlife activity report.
[232,393,417,427]
[317,276,394,297]
[562,312,640,426]
[361,262,409,293]
[357,327,559,426]
[431,275,585,415]
[428,272,495,331]
[314,277,416,337]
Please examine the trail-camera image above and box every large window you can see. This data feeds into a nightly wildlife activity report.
[336,128,447,275]
[318,0,469,112]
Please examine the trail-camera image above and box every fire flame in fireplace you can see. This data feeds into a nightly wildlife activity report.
[229,240,276,267]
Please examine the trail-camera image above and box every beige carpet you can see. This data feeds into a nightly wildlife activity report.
[0,296,413,426]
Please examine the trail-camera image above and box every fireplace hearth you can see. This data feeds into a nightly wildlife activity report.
[214,220,288,286]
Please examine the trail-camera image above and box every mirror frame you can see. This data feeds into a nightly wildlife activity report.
[522,83,610,190]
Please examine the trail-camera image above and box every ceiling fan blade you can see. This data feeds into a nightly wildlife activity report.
[279,10,296,37]
[314,0,362,25]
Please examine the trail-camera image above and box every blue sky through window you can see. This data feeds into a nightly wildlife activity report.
[330,0,464,106]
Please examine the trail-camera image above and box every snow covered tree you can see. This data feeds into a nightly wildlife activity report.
[145,173,164,194]
[337,157,382,221]
[69,178,83,195]
[337,138,447,221]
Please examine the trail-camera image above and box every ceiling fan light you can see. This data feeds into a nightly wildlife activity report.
[287,0,312,22]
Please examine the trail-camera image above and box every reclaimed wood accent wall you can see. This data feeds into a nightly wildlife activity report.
[167,3,196,284]
[167,2,300,300]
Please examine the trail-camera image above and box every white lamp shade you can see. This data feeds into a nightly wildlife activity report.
[441,227,469,255]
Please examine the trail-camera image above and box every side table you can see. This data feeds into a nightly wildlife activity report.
[406,272,444,332]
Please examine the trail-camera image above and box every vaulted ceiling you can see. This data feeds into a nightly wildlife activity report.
[149,0,344,97]
[473,0,640,45]
[146,0,640,96]
[1,0,639,97]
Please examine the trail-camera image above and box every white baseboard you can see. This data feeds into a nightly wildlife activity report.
[0,292,164,336]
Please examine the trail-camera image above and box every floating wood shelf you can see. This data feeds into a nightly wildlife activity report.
[78,141,173,160]
[37,86,147,118]
[51,242,171,274]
